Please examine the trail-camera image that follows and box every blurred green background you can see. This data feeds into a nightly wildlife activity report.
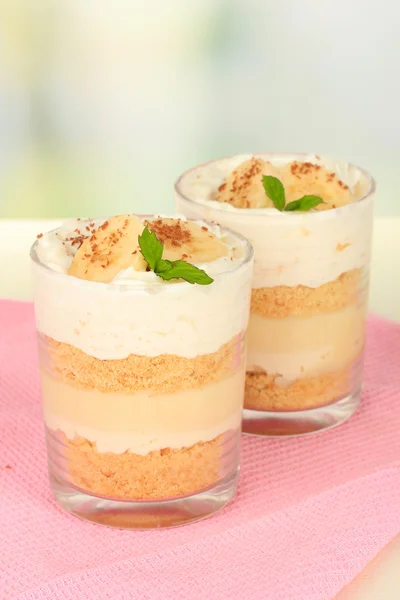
[0,0,398,218]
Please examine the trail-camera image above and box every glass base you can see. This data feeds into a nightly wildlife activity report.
[242,389,361,437]
[49,469,238,529]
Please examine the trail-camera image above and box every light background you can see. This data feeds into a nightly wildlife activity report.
[0,0,398,218]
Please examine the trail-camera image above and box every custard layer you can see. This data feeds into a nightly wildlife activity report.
[247,304,366,384]
[41,369,244,454]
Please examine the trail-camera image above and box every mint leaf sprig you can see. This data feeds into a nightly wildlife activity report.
[262,175,325,212]
[138,225,214,285]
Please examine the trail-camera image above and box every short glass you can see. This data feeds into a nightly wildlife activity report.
[175,153,375,436]
[31,218,253,528]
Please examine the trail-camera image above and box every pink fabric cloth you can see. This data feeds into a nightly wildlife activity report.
[0,300,399,600]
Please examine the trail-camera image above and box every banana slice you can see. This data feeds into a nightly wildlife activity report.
[68,215,146,282]
[147,218,228,263]
[281,161,354,210]
[215,157,282,208]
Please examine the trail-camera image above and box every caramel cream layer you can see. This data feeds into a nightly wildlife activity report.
[41,369,244,454]
[247,303,366,385]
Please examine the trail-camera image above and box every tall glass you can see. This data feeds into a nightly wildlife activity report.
[175,154,375,436]
[31,218,253,528]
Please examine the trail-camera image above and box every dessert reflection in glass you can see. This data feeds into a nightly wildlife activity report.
[175,154,375,436]
[31,214,253,528]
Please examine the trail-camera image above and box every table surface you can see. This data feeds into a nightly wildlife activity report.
[1,218,399,600]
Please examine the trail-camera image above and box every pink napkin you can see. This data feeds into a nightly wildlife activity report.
[1,300,399,600]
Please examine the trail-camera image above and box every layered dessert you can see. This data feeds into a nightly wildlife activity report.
[175,154,375,427]
[32,215,253,509]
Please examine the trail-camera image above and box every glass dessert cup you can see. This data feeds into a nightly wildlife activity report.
[175,153,375,437]
[31,215,253,528]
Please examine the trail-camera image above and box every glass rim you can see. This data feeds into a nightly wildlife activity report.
[30,214,254,288]
[174,152,376,218]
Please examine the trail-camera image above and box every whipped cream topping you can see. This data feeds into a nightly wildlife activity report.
[32,215,253,359]
[175,153,375,289]
[35,215,245,282]
[41,365,245,454]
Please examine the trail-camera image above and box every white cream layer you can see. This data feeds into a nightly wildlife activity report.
[175,153,375,289]
[32,215,253,359]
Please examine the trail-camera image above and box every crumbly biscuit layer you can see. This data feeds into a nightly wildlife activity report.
[59,431,234,500]
[251,269,362,318]
[244,358,362,411]
[43,334,241,394]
